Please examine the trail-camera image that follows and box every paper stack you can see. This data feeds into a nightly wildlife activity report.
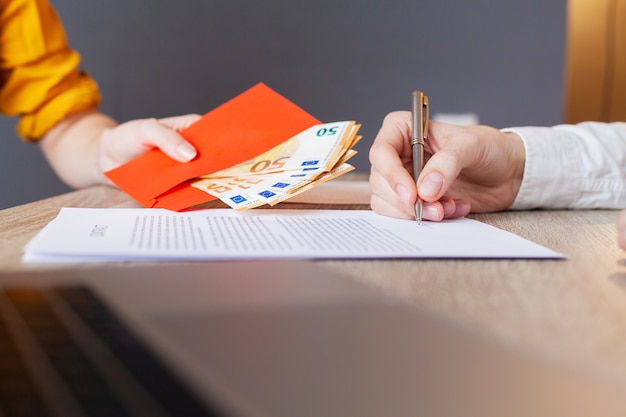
[105,83,360,211]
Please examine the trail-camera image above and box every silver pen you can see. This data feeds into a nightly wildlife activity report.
[411,91,429,224]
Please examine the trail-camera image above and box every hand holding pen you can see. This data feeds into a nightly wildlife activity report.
[368,106,525,222]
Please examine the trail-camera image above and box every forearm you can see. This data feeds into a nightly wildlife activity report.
[38,110,118,189]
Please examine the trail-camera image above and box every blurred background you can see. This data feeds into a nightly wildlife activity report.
[0,0,567,209]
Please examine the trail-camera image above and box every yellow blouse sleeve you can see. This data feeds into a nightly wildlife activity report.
[0,0,101,141]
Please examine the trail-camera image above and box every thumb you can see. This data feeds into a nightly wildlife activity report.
[140,118,198,162]
[417,124,480,202]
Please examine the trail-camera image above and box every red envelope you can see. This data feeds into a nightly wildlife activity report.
[105,83,320,210]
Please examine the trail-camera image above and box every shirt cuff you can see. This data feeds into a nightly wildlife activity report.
[502,126,582,210]
[17,73,101,141]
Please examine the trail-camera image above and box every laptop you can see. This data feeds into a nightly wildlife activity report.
[0,260,623,417]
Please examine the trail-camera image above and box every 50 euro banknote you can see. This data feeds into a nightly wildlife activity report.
[200,121,361,179]
[191,120,361,210]
[192,163,355,210]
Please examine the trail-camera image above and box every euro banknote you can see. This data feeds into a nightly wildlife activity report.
[191,121,361,210]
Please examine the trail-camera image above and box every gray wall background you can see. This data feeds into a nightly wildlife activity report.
[0,0,567,209]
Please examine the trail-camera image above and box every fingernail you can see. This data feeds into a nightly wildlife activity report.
[176,143,197,161]
[395,184,411,205]
[419,173,443,198]
[455,201,471,217]
[423,203,441,220]
[441,199,454,216]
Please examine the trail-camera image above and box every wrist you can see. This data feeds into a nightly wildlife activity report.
[503,131,525,199]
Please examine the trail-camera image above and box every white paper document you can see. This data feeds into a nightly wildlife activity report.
[22,208,564,262]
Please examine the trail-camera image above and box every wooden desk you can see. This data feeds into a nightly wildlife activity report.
[2,183,626,393]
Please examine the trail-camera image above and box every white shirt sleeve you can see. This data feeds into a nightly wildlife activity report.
[502,122,626,210]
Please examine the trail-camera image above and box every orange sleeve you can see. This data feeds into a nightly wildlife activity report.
[0,0,101,141]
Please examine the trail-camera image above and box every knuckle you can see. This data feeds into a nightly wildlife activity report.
[383,111,406,124]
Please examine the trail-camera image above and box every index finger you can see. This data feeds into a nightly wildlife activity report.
[368,112,417,197]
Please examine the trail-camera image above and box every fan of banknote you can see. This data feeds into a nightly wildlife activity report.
[191,121,361,210]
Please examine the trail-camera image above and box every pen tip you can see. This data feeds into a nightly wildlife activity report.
[415,199,423,225]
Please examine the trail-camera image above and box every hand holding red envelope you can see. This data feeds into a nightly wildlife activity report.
[105,83,360,211]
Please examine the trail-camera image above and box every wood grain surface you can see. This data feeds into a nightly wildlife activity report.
[2,180,626,393]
